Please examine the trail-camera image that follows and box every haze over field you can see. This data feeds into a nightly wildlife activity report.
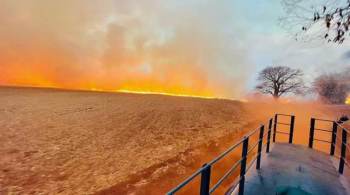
[1,1,350,194]
[1,0,350,99]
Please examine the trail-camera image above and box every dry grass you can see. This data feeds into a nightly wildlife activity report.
[1,87,349,194]
[0,87,251,194]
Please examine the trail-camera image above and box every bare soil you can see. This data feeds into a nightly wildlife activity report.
[0,87,251,194]
[1,87,349,195]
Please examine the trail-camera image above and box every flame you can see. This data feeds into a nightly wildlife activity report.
[346,95,350,105]
[0,1,244,100]
[116,89,216,99]
[115,80,217,99]
[1,72,219,99]
[87,84,217,99]
[0,65,220,99]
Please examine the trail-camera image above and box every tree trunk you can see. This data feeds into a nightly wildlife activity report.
[273,89,279,99]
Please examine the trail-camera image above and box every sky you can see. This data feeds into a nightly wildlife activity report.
[0,0,349,99]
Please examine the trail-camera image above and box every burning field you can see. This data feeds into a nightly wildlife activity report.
[0,86,349,194]
[2,0,350,194]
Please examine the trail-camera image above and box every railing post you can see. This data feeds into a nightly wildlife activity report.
[266,118,272,153]
[289,115,295,144]
[309,118,315,148]
[273,114,277,142]
[339,129,347,174]
[238,136,249,195]
[330,122,338,156]
[256,125,265,169]
[200,164,211,195]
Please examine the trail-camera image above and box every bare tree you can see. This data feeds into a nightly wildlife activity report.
[256,66,305,98]
[280,0,350,44]
[313,71,350,104]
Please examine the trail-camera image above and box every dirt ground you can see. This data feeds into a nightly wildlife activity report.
[0,87,349,195]
[0,87,252,194]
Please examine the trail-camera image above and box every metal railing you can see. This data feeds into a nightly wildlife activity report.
[273,114,295,144]
[167,114,295,195]
[168,114,349,195]
[309,118,350,174]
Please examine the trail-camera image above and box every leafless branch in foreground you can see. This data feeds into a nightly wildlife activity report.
[280,0,350,44]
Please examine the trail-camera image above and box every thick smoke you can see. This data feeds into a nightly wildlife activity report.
[0,0,250,98]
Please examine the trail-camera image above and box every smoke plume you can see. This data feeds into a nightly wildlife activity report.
[0,0,250,98]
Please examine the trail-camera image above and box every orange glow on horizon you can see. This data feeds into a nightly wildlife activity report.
[346,95,350,105]
[116,89,217,99]
[2,78,220,99]
[0,1,245,100]
[0,65,222,99]
[115,80,217,98]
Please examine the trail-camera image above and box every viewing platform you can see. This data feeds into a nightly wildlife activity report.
[231,143,350,195]
[167,114,350,195]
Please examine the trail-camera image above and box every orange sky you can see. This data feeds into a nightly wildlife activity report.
[0,0,249,98]
[1,1,350,100]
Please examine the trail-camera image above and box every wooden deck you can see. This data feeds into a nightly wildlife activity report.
[230,143,350,195]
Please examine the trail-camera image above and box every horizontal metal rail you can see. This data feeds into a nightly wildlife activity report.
[311,117,349,174]
[276,113,293,117]
[209,159,242,193]
[314,128,332,133]
[335,122,350,134]
[245,153,258,173]
[334,135,350,152]
[314,138,331,144]
[228,176,242,194]
[247,141,260,155]
[276,131,289,135]
[169,115,348,195]
[167,166,205,194]
[334,155,350,168]
[244,125,262,138]
[315,118,334,122]
[208,139,243,165]
[263,130,269,138]
[206,125,263,166]
[167,120,271,195]
[277,122,290,126]
[168,114,295,195]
